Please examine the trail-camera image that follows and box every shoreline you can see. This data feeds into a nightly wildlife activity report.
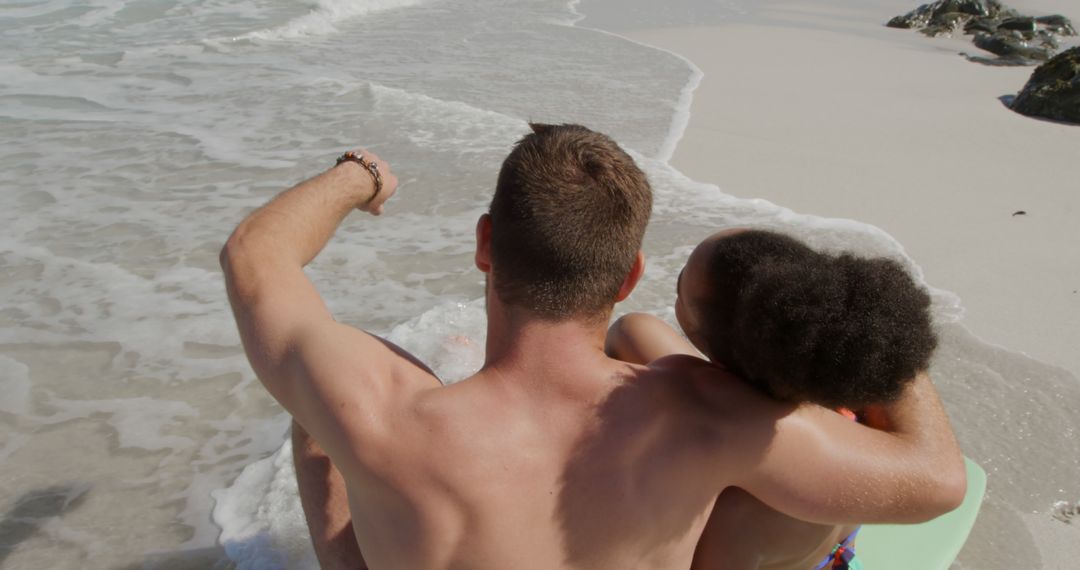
[625,0,1080,379]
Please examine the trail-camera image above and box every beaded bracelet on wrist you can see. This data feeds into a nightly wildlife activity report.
[335,151,382,205]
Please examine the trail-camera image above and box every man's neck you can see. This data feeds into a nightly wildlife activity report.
[480,304,618,398]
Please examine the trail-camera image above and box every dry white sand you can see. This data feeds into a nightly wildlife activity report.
[628,0,1080,379]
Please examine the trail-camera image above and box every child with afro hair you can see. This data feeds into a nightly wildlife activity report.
[606,228,941,570]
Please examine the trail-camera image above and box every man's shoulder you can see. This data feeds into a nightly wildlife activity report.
[643,355,792,432]
[646,354,753,399]
[647,353,721,374]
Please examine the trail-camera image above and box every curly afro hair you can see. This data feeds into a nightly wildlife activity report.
[696,230,937,409]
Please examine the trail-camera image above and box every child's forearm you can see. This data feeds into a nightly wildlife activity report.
[604,312,699,364]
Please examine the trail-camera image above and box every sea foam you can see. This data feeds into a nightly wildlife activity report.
[212,442,318,570]
[237,0,429,41]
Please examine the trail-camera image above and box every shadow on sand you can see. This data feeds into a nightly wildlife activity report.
[112,546,235,570]
[0,483,91,565]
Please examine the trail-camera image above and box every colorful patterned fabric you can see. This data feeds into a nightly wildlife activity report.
[812,527,862,570]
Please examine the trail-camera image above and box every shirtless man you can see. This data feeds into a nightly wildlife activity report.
[606,229,947,569]
[221,124,966,569]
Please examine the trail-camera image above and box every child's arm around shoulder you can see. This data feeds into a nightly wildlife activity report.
[718,372,967,525]
[606,312,966,525]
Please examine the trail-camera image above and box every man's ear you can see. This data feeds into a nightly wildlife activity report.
[615,250,645,302]
[475,213,493,273]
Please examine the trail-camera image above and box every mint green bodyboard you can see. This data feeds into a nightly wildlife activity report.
[857,458,986,569]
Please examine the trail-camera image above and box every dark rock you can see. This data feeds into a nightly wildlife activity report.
[888,4,935,29]
[937,11,972,28]
[887,15,915,29]
[941,0,989,16]
[1037,32,1060,50]
[1035,15,1077,36]
[924,11,973,36]
[985,0,1020,20]
[889,0,987,29]
[1000,17,1037,32]
[973,31,1054,61]
[889,0,1072,65]
[965,17,999,33]
[1010,46,1080,123]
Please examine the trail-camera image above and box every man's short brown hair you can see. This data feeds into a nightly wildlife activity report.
[488,123,652,320]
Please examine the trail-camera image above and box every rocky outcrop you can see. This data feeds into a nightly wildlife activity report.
[887,0,1076,65]
[887,0,994,34]
[1010,47,1080,123]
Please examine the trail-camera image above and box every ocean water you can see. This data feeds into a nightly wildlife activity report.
[1,0,1077,568]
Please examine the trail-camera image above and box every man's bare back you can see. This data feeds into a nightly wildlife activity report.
[293,335,951,569]
[222,125,966,569]
[340,348,728,568]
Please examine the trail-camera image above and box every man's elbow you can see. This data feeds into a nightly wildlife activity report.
[220,228,260,302]
[219,226,249,273]
[220,224,264,283]
[219,241,233,274]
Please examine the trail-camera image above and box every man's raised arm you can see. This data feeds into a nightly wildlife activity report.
[220,151,436,466]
